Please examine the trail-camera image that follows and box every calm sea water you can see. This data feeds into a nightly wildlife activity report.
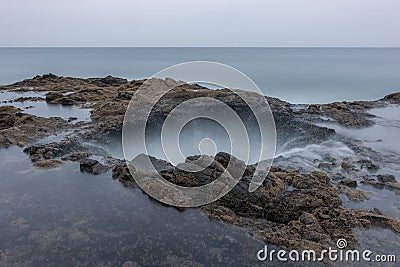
[0,48,399,103]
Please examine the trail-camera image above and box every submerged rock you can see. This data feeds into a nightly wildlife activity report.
[122,261,141,267]
[337,184,372,201]
[339,179,357,188]
[33,159,63,169]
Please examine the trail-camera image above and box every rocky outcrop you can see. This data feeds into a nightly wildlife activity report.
[87,75,128,87]
[383,92,400,103]
[320,101,377,128]
[112,152,400,251]
[23,139,86,162]
[361,175,400,193]
[0,106,69,148]
[1,75,399,252]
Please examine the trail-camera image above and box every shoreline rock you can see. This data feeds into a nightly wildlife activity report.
[0,105,69,148]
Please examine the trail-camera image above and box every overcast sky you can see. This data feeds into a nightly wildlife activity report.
[1,0,399,47]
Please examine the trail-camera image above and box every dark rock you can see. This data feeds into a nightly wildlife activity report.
[318,162,333,171]
[361,176,400,193]
[0,106,20,130]
[45,92,64,102]
[383,92,400,103]
[61,152,90,162]
[299,212,318,225]
[337,184,371,201]
[116,91,133,100]
[339,179,357,188]
[321,101,375,127]
[23,139,83,162]
[56,97,75,105]
[79,159,109,175]
[0,106,68,148]
[42,73,58,80]
[13,96,44,102]
[307,104,321,113]
[357,159,379,171]
[87,75,128,87]
[341,160,355,171]
[68,117,78,122]
[377,174,396,183]
[112,161,134,181]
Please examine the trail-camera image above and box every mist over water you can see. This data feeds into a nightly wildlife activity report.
[1,48,400,103]
[142,117,263,165]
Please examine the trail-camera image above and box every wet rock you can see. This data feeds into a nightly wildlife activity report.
[45,92,64,102]
[12,96,44,102]
[23,139,84,162]
[383,92,400,103]
[341,160,355,171]
[0,106,21,130]
[112,161,134,182]
[0,106,68,148]
[87,76,128,87]
[333,172,346,180]
[377,174,396,183]
[337,184,372,201]
[361,176,400,194]
[339,179,357,188]
[79,159,109,175]
[318,162,334,171]
[33,159,62,169]
[67,117,78,122]
[307,104,321,114]
[321,101,376,127]
[116,91,134,100]
[2,76,400,254]
[357,159,379,172]
[299,212,318,225]
[55,97,74,105]
[354,210,400,232]
[61,152,90,162]
[198,161,400,251]
[267,171,341,224]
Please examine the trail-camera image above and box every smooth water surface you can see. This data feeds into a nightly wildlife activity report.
[1,48,399,103]
[0,146,268,266]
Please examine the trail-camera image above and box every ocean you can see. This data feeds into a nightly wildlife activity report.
[0,47,399,103]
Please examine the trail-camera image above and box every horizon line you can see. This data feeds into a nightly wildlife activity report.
[1,46,400,49]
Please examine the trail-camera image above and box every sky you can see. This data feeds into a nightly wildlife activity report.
[0,0,399,47]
